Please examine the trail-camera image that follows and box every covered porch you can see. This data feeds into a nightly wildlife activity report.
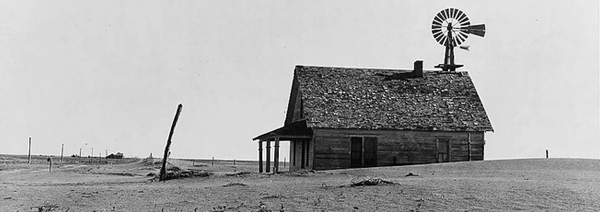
[253,120,313,173]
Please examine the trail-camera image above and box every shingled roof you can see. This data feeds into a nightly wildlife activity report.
[289,65,493,132]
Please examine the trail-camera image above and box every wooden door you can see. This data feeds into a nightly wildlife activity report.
[437,138,450,162]
[350,137,362,168]
[363,137,378,167]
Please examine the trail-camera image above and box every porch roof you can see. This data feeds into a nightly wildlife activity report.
[253,120,313,141]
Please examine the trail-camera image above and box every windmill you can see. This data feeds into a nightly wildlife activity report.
[431,8,485,71]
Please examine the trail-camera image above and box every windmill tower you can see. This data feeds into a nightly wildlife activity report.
[431,8,486,71]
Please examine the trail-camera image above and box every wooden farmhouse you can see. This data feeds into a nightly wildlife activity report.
[253,61,493,172]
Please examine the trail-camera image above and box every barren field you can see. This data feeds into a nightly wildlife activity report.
[1,155,600,211]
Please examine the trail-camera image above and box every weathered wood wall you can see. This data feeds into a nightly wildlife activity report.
[289,138,314,171]
[312,128,485,170]
[289,140,301,171]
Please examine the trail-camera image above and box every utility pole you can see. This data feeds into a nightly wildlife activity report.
[60,144,64,164]
[79,148,82,163]
[160,103,183,181]
[28,137,31,164]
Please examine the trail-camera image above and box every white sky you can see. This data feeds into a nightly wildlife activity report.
[0,1,598,160]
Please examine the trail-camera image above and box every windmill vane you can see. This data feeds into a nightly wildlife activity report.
[431,8,486,71]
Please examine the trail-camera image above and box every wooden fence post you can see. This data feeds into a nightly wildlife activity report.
[160,103,183,181]
[47,158,52,172]
[28,137,31,164]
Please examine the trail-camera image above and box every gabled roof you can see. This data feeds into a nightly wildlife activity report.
[286,65,493,132]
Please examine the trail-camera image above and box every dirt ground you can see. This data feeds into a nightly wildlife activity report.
[1,154,600,211]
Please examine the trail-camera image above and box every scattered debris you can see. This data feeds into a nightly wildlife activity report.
[150,167,212,181]
[225,171,252,177]
[405,172,421,177]
[286,169,317,177]
[34,204,59,212]
[167,166,181,172]
[102,172,136,177]
[257,202,269,212]
[350,178,394,187]
[222,182,248,187]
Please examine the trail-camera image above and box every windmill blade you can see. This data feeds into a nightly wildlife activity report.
[457,12,468,24]
[458,31,469,40]
[432,29,443,37]
[434,32,445,45]
[432,31,444,43]
[455,31,468,44]
[436,12,445,23]
[455,9,464,20]
[433,16,444,25]
[443,8,451,20]
[462,24,486,37]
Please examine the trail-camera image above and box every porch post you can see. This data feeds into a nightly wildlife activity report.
[274,137,280,173]
[266,140,271,173]
[258,140,263,173]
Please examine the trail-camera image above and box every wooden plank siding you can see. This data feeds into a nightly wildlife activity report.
[312,128,485,170]
[289,139,302,171]
[289,138,315,171]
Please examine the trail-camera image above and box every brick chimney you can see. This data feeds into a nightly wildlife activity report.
[413,60,423,77]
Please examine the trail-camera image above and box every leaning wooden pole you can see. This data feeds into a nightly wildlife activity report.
[160,103,183,181]
[28,137,31,164]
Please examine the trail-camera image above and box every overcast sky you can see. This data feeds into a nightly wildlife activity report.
[0,1,598,161]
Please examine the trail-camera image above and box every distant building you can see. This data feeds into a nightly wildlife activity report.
[106,152,124,159]
[253,61,493,171]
